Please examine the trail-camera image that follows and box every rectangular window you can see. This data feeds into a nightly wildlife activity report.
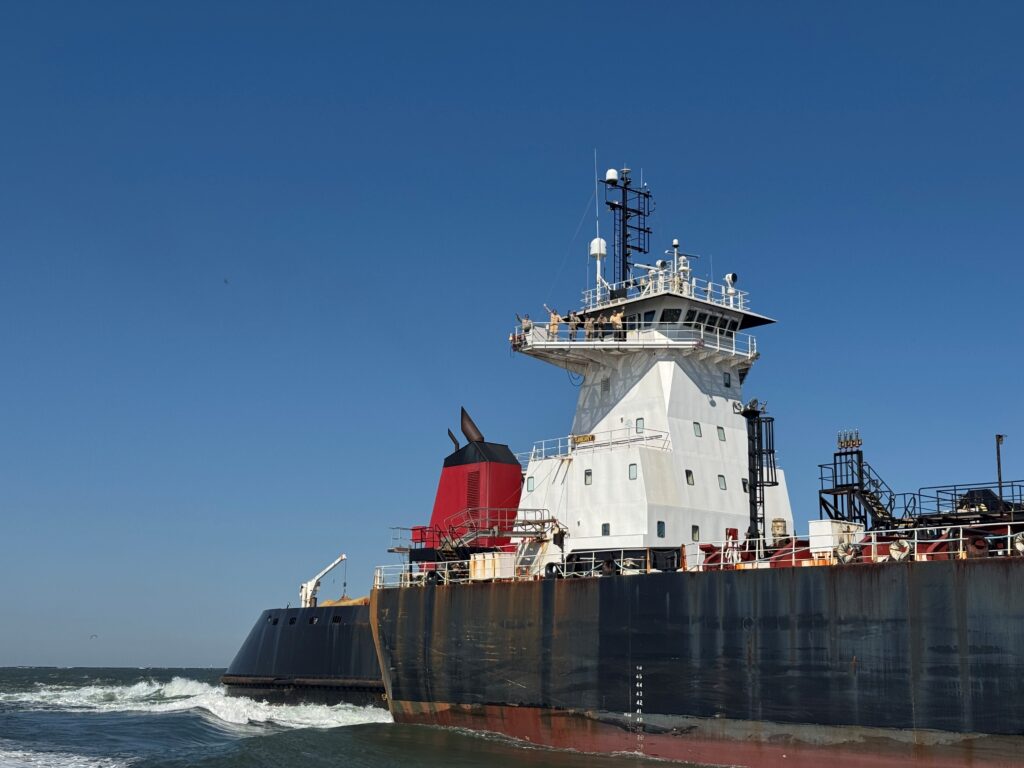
[657,521,666,538]
[693,422,702,437]
[635,417,645,434]
[685,469,695,485]
[661,308,682,323]
[692,525,700,542]
[723,372,732,388]
[742,478,749,493]
[628,463,638,480]
[584,469,593,486]
[717,426,726,441]
[601,523,610,536]
[526,476,535,492]
[642,310,656,329]
[718,474,727,490]
[684,309,697,323]
[331,615,342,624]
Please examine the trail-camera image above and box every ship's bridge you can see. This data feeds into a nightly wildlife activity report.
[512,268,774,371]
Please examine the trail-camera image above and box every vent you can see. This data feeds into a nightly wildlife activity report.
[467,470,480,509]
[601,378,611,395]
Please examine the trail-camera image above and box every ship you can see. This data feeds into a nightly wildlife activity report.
[369,168,1024,766]
[221,555,385,706]
[220,408,522,707]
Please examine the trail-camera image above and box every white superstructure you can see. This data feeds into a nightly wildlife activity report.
[513,169,794,561]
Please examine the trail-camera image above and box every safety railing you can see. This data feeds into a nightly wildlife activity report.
[687,519,1024,571]
[582,272,750,312]
[516,425,671,466]
[374,519,1024,589]
[510,321,757,358]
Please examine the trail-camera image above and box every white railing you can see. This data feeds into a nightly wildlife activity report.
[516,425,671,466]
[582,272,750,312]
[684,519,1024,571]
[373,520,1024,589]
[511,321,757,358]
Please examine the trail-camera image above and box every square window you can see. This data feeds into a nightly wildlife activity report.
[526,476,535,492]
[693,422,702,437]
[309,616,319,625]
[684,309,697,323]
[656,521,666,538]
[742,478,749,493]
[685,469,695,485]
[717,426,726,441]
[635,417,645,434]
[724,372,732,388]
[331,615,342,624]
[692,525,700,542]
[718,474,727,490]
[601,523,610,536]
[584,469,593,486]
[628,463,638,480]
[288,617,297,625]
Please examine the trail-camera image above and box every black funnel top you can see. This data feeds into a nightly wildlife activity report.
[461,407,485,443]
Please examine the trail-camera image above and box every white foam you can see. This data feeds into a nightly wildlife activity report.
[0,743,131,768]
[0,677,393,730]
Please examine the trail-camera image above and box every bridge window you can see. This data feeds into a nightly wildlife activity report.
[629,463,638,480]
[657,521,666,538]
[717,426,726,441]
[693,422,702,437]
[692,525,700,542]
[723,372,731,388]
[526,476,535,492]
[635,417,645,434]
[695,312,708,327]
[685,469,695,485]
[685,309,697,324]
[718,475,728,490]
[642,310,656,329]
[584,469,593,486]
[601,523,610,536]
[661,308,682,323]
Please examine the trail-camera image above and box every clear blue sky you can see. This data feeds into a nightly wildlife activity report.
[1,2,1022,666]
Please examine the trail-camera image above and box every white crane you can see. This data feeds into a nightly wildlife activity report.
[298,553,347,608]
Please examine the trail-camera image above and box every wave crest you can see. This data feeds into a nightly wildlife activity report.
[0,677,392,730]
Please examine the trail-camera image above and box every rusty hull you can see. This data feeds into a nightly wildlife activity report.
[371,558,1024,765]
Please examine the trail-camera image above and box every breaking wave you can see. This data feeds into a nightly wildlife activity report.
[0,676,392,730]
[0,742,132,768]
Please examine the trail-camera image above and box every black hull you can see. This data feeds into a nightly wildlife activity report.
[222,604,385,708]
[371,558,1024,765]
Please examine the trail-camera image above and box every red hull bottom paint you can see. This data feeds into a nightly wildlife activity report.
[389,700,1022,768]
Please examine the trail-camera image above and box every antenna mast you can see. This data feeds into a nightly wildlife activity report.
[601,166,652,286]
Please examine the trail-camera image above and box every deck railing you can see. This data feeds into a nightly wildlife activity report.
[511,321,757,358]
[373,519,1024,589]
[516,425,671,466]
[582,272,750,312]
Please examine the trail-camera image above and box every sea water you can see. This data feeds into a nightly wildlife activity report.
[0,668,667,767]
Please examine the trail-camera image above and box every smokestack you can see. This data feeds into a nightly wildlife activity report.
[461,407,485,443]
[447,429,460,451]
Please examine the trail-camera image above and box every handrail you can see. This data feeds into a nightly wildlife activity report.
[374,519,1024,589]
[511,321,757,358]
[582,271,750,312]
[516,425,671,466]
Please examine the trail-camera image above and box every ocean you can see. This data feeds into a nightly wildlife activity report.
[0,668,667,768]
